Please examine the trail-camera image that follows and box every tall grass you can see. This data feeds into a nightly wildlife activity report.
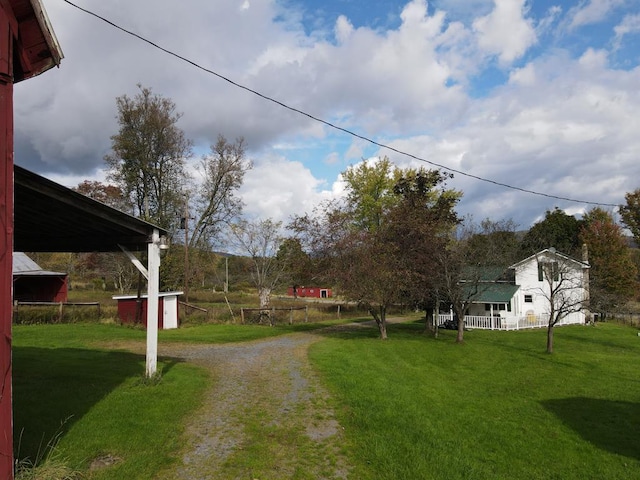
[310,321,640,479]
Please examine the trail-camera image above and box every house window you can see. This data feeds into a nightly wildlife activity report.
[524,294,533,303]
[485,303,511,312]
[538,261,559,281]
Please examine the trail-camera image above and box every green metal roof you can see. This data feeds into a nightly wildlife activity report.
[464,283,520,303]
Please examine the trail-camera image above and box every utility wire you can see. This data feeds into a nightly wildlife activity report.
[62,0,619,208]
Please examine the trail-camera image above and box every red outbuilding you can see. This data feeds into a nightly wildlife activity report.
[113,291,183,330]
[287,286,332,298]
[13,252,68,303]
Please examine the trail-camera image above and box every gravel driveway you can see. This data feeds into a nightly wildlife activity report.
[155,331,353,480]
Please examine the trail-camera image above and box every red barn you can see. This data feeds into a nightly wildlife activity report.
[287,286,332,298]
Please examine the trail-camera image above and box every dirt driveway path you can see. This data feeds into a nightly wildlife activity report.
[155,331,352,480]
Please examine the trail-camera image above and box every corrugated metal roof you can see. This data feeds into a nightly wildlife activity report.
[12,252,65,276]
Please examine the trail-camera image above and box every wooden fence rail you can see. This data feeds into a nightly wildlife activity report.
[13,301,101,321]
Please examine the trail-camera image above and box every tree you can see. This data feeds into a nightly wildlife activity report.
[341,157,399,232]
[229,219,285,312]
[105,84,192,231]
[189,135,252,249]
[386,168,460,335]
[520,208,582,257]
[74,180,131,213]
[579,207,638,314]
[276,237,315,291]
[620,189,640,245]
[290,166,460,340]
[531,250,588,353]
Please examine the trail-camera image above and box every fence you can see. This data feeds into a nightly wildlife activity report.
[437,313,582,331]
[13,301,101,323]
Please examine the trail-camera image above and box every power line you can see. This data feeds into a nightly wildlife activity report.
[61,0,619,208]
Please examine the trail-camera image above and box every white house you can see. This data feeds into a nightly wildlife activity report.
[439,248,590,330]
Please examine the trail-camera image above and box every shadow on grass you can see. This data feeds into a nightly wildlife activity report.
[541,397,640,461]
[12,346,179,463]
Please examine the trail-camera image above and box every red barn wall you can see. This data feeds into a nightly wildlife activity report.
[287,286,332,298]
[13,275,68,302]
[116,297,167,329]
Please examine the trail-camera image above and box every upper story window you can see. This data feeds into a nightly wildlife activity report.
[524,294,533,303]
[538,261,559,281]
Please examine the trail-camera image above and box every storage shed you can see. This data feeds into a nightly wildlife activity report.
[288,286,332,298]
[113,291,183,330]
[12,252,68,302]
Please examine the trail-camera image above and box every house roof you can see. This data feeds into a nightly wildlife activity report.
[465,283,520,303]
[14,165,167,253]
[510,248,589,270]
[12,252,65,276]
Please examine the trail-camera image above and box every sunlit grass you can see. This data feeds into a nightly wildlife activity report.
[310,321,640,479]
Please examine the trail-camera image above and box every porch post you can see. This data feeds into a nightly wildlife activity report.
[146,229,161,377]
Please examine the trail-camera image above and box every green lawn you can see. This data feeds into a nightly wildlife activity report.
[309,321,640,480]
[13,320,640,479]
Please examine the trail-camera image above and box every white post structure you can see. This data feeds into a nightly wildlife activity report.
[146,229,161,377]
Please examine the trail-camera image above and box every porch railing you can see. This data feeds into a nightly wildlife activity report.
[437,313,582,331]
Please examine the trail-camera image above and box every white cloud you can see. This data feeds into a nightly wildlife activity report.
[568,0,626,29]
[12,0,640,232]
[472,0,537,65]
[240,155,338,223]
[614,13,640,49]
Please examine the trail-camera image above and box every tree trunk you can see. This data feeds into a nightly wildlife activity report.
[424,307,433,333]
[453,306,465,343]
[369,306,388,340]
[258,287,271,309]
[546,322,554,354]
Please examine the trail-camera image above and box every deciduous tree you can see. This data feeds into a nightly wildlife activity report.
[105,84,192,231]
[229,219,285,312]
[520,208,582,257]
[579,208,637,313]
[190,135,252,249]
[620,188,640,245]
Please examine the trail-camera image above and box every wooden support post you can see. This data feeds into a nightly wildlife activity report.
[0,5,14,476]
[305,305,308,323]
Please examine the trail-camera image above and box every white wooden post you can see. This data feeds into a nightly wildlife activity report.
[146,229,161,377]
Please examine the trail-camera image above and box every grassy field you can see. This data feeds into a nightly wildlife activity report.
[13,319,640,479]
[310,321,640,479]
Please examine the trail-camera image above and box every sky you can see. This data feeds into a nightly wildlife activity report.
[14,0,640,232]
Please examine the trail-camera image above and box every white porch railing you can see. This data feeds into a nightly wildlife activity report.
[437,313,583,331]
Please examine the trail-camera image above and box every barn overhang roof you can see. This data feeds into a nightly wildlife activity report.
[10,0,63,82]
[14,164,167,253]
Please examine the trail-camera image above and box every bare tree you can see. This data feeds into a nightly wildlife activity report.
[229,219,285,311]
[517,249,588,353]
